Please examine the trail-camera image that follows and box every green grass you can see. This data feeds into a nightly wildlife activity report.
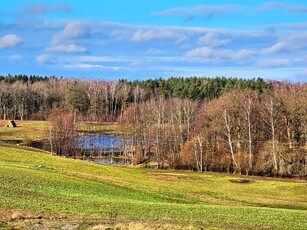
[0,120,119,141]
[0,120,307,229]
[0,120,47,142]
[0,145,306,229]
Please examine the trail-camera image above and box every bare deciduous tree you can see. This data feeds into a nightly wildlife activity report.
[47,108,75,156]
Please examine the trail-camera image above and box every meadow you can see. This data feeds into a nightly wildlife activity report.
[0,120,306,229]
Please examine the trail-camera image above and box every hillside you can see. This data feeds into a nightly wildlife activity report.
[0,142,306,229]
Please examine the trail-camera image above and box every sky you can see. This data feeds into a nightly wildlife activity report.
[1,0,307,82]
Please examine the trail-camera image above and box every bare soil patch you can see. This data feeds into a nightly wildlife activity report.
[153,172,188,181]
[229,179,254,184]
[0,208,66,221]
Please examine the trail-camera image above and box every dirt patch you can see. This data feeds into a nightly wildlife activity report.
[3,219,218,230]
[192,193,219,204]
[0,208,66,221]
[0,208,70,230]
[0,120,7,126]
[153,172,188,181]
[229,179,253,184]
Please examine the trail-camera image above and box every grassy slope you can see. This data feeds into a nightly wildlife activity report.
[0,120,46,142]
[0,120,307,229]
[0,145,307,229]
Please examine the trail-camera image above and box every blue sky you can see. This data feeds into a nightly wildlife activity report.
[1,0,307,81]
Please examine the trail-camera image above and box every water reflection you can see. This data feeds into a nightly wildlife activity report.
[75,135,122,149]
[32,135,133,166]
[85,157,131,165]
[76,135,132,165]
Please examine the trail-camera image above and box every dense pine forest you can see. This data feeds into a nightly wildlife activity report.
[1,74,306,177]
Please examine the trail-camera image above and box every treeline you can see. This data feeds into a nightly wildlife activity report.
[0,75,306,177]
[0,74,49,84]
[0,75,271,121]
[126,76,272,100]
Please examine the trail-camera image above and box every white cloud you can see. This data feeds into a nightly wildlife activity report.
[132,29,178,42]
[110,29,132,41]
[198,33,229,47]
[47,21,92,53]
[8,54,22,61]
[265,41,289,53]
[154,5,242,19]
[257,58,291,68]
[78,56,130,63]
[154,7,190,16]
[62,21,91,39]
[186,47,216,59]
[232,49,255,61]
[36,54,56,65]
[64,63,121,71]
[265,34,307,54]
[17,3,70,16]
[0,34,23,49]
[262,2,307,14]
[185,47,255,62]
[48,44,87,53]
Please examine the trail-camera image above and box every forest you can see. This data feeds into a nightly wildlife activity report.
[0,74,306,177]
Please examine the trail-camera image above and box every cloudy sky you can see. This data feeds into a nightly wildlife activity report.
[1,0,307,81]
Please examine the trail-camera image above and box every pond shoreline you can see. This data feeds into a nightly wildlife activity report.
[29,134,135,166]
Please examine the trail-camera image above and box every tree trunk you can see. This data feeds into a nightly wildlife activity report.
[223,109,239,173]
[285,117,293,150]
[246,100,253,174]
[269,97,278,174]
[3,105,7,120]
[193,140,200,172]
[196,136,203,172]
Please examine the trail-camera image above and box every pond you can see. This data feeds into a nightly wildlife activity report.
[75,135,131,165]
[75,135,122,149]
[85,157,131,165]
[32,135,132,166]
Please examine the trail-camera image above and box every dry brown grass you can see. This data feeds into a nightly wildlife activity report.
[153,172,189,181]
[0,208,66,221]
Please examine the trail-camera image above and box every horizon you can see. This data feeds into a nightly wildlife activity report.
[1,1,307,82]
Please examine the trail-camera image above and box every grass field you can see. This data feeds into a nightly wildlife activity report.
[0,120,46,143]
[0,120,306,229]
